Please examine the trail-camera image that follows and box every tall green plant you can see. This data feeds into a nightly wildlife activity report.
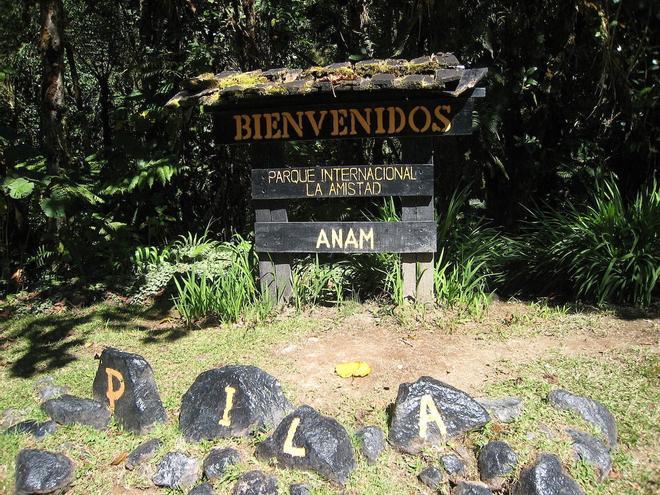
[291,255,347,310]
[172,235,260,324]
[515,178,659,306]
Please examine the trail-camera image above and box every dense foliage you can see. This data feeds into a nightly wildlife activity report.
[1,0,657,308]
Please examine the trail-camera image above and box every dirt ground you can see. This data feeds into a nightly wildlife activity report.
[1,299,658,495]
[268,301,658,414]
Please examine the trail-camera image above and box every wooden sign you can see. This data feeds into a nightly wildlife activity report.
[252,164,433,199]
[255,221,436,254]
[216,98,473,144]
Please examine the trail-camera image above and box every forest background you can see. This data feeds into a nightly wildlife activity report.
[0,0,657,312]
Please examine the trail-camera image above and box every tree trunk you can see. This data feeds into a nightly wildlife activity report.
[39,0,66,176]
[99,74,112,155]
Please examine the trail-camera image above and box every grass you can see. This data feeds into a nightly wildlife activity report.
[0,302,657,494]
[476,348,659,495]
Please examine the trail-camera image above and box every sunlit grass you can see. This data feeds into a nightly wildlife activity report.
[0,303,657,494]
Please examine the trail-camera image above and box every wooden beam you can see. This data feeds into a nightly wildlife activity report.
[215,97,474,144]
[253,143,292,304]
[401,138,435,304]
[251,164,433,199]
[255,221,436,254]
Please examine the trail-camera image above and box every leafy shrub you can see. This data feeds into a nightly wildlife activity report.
[132,246,171,273]
[291,255,348,310]
[432,187,506,314]
[129,226,238,304]
[172,237,260,324]
[513,177,659,306]
[434,250,492,317]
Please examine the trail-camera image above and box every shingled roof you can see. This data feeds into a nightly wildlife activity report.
[166,53,487,110]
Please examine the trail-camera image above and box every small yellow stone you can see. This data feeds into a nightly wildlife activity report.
[335,361,371,378]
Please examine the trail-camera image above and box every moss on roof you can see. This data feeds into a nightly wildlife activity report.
[166,52,486,110]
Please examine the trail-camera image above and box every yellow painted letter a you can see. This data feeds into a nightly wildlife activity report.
[418,394,447,440]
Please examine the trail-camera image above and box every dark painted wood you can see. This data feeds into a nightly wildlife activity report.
[251,164,433,199]
[255,221,436,254]
[401,137,435,303]
[253,142,292,303]
[215,97,475,144]
[208,88,485,112]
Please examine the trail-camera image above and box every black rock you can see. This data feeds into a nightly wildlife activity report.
[189,482,215,495]
[452,481,493,495]
[548,389,617,447]
[441,453,466,476]
[42,394,110,430]
[478,440,518,484]
[478,397,524,423]
[567,429,612,481]
[256,405,355,485]
[232,470,278,495]
[125,438,162,471]
[152,451,200,490]
[289,483,311,495]
[389,376,490,453]
[418,465,443,490]
[92,347,167,435]
[15,449,74,494]
[35,375,68,403]
[513,453,584,495]
[5,420,56,440]
[203,447,240,480]
[356,426,386,464]
[180,365,292,442]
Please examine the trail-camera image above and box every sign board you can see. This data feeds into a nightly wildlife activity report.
[255,221,436,254]
[252,164,433,199]
[216,98,473,144]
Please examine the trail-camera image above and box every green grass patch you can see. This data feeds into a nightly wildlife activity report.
[0,304,657,494]
[477,348,659,494]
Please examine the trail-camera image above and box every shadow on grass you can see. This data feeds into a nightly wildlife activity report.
[4,301,183,379]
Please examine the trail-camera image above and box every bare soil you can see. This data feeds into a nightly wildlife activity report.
[268,301,658,415]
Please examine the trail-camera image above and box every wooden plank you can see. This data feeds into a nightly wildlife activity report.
[215,97,474,144]
[253,141,292,304]
[251,164,433,200]
[401,137,435,304]
[255,221,436,254]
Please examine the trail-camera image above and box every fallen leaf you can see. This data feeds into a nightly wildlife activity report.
[335,361,371,378]
[110,451,128,466]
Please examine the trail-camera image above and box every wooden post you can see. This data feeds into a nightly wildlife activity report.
[253,143,292,304]
[401,138,435,304]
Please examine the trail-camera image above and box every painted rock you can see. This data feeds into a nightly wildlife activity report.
[513,453,584,495]
[42,394,110,430]
[92,347,167,435]
[15,449,74,495]
[232,470,278,495]
[548,389,617,447]
[389,376,490,453]
[355,425,386,464]
[256,405,355,485]
[152,451,200,490]
[179,365,292,442]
